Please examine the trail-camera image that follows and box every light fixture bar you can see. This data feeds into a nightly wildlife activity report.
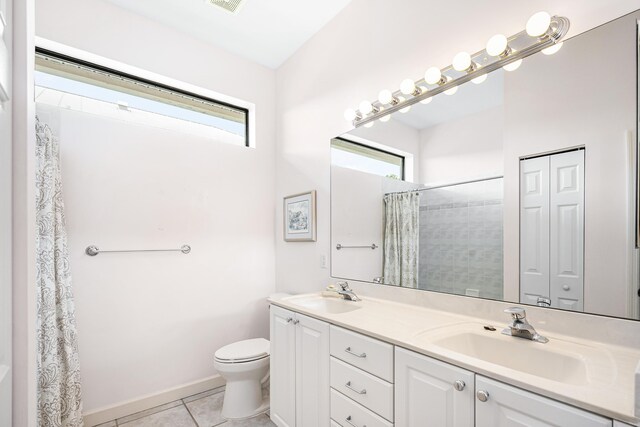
[350,15,569,127]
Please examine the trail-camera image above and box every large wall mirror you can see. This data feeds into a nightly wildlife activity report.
[331,10,640,320]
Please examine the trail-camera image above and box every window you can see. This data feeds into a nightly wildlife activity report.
[34,48,250,147]
[331,138,405,179]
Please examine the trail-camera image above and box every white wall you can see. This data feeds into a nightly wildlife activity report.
[36,0,277,413]
[419,106,504,185]
[274,0,640,298]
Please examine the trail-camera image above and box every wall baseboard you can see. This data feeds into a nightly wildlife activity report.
[83,375,225,427]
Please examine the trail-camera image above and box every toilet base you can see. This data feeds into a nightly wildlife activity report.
[221,381,270,420]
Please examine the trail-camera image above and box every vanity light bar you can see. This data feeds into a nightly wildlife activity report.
[345,12,570,128]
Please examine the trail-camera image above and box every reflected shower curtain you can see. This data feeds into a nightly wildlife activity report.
[36,116,84,427]
[383,191,419,288]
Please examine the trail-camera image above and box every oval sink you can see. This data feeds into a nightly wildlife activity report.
[414,324,614,387]
[286,295,362,314]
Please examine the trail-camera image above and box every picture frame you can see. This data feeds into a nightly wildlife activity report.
[283,190,316,242]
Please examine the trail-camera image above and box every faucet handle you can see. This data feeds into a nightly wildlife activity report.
[337,281,350,291]
[504,307,527,320]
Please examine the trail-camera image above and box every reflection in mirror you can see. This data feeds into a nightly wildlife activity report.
[331,10,640,320]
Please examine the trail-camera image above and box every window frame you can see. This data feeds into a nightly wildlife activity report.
[35,46,251,147]
[331,137,406,180]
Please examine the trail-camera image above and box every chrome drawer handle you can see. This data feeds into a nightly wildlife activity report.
[345,416,366,427]
[345,347,367,358]
[345,381,367,395]
[292,319,299,325]
[286,317,293,323]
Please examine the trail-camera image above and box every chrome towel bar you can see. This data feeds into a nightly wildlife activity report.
[336,243,378,250]
[85,244,191,256]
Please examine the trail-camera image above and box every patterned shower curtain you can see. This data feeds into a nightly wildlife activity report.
[36,116,84,427]
[383,191,420,288]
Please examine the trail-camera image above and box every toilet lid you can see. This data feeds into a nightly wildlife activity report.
[214,338,270,363]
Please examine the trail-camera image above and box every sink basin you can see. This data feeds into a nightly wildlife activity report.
[286,295,362,314]
[414,324,614,386]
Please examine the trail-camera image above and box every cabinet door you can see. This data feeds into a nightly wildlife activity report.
[295,313,330,427]
[395,347,474,427]
[270,305,296,427]
[476,376,611,427]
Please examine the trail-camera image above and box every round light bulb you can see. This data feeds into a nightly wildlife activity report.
[542,42,563,55]
[526,11,551,37]
[420,97,433,105]
[424,67,442,85]
[364,121,374,128]
[359,100,373,115]
[472,74,488,84]
[400,78,416,96]
[344,108,357,121]
[486,34,508,57]
[503,59,523,72]
[452,52,472,72]
[444,86,458,96]
[380,114,391,122]
[378,89,393,105]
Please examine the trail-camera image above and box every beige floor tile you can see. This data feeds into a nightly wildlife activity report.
[119,405,197,427]
[116,400,183,425]
[94,422,117,427]
[223,414,275,426]
[183,386,225,404]
[184,391,226,427]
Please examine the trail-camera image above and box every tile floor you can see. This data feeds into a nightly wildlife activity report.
[95,386,275,427]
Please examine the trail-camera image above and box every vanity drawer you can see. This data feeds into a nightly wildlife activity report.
[331,357,393,421]
[331,389,393,427]
[330,326,394,382]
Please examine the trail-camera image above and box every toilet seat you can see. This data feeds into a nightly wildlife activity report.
[214,338,270,364]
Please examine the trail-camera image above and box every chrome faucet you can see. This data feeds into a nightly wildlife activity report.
[332,281,361,302]
[502,307,548,343]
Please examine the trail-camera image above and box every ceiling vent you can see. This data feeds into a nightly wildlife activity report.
[208,0,246,14]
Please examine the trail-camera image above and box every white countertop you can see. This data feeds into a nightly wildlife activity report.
[269,292,640,424]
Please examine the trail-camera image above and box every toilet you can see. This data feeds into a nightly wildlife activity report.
[214,337,270,419]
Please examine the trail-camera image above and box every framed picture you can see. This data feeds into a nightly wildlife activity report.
[284,190,316,242]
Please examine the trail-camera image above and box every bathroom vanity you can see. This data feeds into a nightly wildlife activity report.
[269,293,640,427]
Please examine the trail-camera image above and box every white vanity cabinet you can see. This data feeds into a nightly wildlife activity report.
[475,376,612,427]
[270,305,330,427]
[395,347,474,427]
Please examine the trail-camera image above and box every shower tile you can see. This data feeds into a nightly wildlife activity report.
[118,405,196,427]
[117,400,183,425]
[184,389,227,427]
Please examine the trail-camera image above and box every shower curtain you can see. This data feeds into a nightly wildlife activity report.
[383,191,419,288]
[36,115,84,427]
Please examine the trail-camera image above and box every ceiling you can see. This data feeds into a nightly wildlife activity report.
[101,0,352,69]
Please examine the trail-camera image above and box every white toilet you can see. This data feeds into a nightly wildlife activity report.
[214,337,270,419]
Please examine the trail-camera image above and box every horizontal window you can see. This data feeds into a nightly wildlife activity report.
[331,138,405,180]
[35,48,249,147]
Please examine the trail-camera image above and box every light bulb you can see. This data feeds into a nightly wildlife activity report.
[424,67,443,85]
[452,52,472,72]
[542,42,563,55]
[503,59,523,72]
[420,97,433,105]
[364,121,374,128]
[380,114,391,122]
[486,34,508,57]
[444,86,458,96]
[344,108,357,121]
[400,78,416,96]
[526,11,551,37]
[359,100,373,115]
[472,74,488,84]
[378,89,393,105]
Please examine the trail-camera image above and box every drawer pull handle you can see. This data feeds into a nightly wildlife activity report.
[345,381,367,395]
[477,390,490,402]
[345,347,367,358]
[453,380,466,391]
[286,317,293,323]
[345,416,366,427]
[292,319,300,325]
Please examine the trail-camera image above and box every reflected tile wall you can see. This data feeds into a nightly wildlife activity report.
[418,177,503,300]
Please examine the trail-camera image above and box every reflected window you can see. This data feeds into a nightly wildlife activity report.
[331,138,404,179]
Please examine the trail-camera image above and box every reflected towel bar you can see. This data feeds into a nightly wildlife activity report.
[336,243,378,250]
[85,244,191,256]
